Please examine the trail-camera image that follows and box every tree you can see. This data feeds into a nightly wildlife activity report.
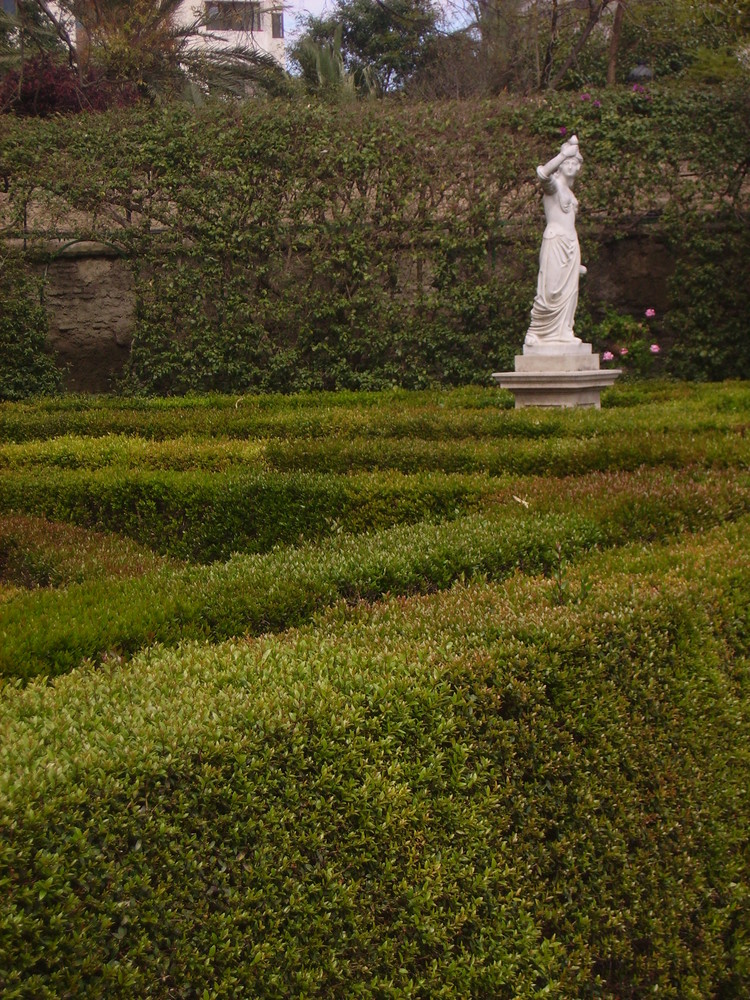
[0,1,127,113]
[411,0,618,94]
[544,0,615,89]
[1,1,64,78]
[601,0,750,84]
[2,0,290,107]
[425,0,749,94]
[606,0,624,86]
[293,0,441,94]
[295,24,376,99]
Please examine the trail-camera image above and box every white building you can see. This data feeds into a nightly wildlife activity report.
[176,2,286,67]
[11,2,287,70]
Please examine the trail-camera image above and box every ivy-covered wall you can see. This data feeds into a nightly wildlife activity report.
[1,84,747,395]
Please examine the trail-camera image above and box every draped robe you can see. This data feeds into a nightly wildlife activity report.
[525,171,581,346]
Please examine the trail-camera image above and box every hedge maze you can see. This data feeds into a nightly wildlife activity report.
[0,381,748,997]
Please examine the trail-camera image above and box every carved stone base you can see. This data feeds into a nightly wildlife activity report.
[492,343,621,409]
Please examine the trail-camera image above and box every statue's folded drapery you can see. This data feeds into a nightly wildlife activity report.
[526,225,581,344]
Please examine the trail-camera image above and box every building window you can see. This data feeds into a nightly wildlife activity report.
[271,11,284,38]
[206,2,263,32]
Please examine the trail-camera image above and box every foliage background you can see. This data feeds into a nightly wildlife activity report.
[0,83,748,395]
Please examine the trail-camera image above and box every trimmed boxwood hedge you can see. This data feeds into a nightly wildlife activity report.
[0,383,748,445]
[0,468,491,561]
[0,384,747,562]
[1,467,747,683]
[0,521,747,998]
[0,514,171,589]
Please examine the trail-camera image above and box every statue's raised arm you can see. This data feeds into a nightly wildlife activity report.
[525,135,586,348]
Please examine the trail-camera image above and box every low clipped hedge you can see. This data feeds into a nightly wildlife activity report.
[0,469,490,561]
[1,425,747,478]
[0,384,747,562]
[2,468,747,683]
[0,434,746,564]
[0,384,748,446]
[262,428,748,475]
[1,521,747,998]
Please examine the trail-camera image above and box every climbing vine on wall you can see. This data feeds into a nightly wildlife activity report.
[0,254,63,400]
[0,84,747,394]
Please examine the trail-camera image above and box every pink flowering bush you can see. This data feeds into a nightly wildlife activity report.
[595,308,664,378]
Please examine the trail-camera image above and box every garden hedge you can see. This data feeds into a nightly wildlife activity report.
[1,521,747,997]
[0,468,491,561]
[1,383,747,444]
[2,467,747,682]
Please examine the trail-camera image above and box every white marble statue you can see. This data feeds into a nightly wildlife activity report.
[525,135,587,348]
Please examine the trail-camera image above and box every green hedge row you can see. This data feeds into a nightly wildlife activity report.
[1,521,747,997]
[262,429,748,475]
[0,424,747,477]
[0,469,490,561]
[2,468,746,682]
[1,383,748,444]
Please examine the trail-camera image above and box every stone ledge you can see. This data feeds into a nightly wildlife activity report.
[491,369,622,409]
[522,340,594,357]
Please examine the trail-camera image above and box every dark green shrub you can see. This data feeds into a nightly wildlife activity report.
[665,221,750,381]
[0,468,489,561]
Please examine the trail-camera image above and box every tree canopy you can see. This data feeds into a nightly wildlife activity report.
[292,0,441,94]
[408,0,750,96]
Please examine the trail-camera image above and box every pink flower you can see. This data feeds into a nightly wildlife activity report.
[619,347,629,357]
[602,350,614,361]
[645,308,656,318]
[650,344,661,354]
[559,126,567,135]
[580,93,591,101]
[593,100,601,108]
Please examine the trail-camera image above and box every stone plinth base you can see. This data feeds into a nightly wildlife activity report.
[492,343,621,409]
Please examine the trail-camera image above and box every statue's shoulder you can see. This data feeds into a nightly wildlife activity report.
[536,166,557,194]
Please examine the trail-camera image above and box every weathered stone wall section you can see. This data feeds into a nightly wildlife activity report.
[35,245,136,392]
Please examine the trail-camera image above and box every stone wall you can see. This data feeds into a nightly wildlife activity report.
[38,235,673,393]
[586,233,673,316]
[37,243,135,393]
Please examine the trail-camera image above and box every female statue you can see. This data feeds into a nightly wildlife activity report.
[525,135,587,348]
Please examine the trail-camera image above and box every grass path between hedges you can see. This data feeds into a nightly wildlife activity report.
[1,466,747,683]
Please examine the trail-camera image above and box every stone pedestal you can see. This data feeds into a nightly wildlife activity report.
[492,343,621,409]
